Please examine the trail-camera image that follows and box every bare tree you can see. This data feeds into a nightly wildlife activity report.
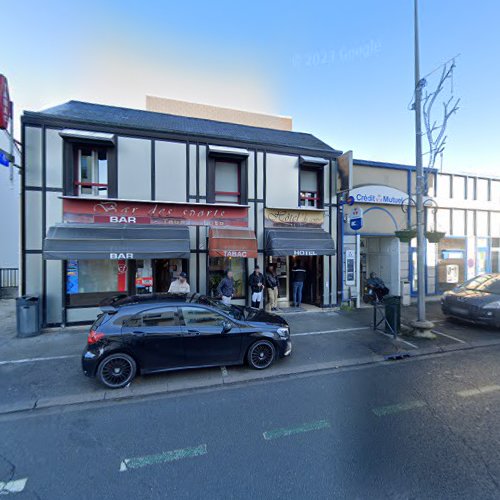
[422,61,460,171]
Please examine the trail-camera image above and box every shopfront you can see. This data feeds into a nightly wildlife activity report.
[43,197,256,316]
[264,208,335,307]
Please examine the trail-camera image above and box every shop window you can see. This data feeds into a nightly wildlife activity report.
[477,178,490,202]
[437,238,466,292]
[299,168,322,208]
[66,259,128,307]
[491,181,500,204]
[452,175,466,200]
[437,174,451,198]
[466,177,476,200]
[208,257,246,299]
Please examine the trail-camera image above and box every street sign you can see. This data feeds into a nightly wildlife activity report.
[349,206,363,231]
[0,75,10,130]
[0,149,13,167]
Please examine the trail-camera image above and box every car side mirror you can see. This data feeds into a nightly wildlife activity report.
[221,321,232,334]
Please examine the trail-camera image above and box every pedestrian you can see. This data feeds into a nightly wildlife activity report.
[367,272,389,302]
[217,270,235,305]
[168,272,191,293]
[291,261,306,307]
[265,265,279,312]
[248,265,264,308]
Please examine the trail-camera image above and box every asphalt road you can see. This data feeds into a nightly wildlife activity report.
[1,345,499,499]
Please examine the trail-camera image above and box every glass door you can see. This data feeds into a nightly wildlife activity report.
[269,256,289,303]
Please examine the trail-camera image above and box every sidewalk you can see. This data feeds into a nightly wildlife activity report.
[1,298,499,415]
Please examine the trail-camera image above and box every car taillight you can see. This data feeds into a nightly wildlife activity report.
[88,329,105,345]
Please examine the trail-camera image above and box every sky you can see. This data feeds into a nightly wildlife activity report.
[2,0,499,176]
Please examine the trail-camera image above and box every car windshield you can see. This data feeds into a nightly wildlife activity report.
[195,296,244,320]
[464,275,500,294]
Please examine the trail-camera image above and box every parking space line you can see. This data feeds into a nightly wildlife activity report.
[292,327,371,337]
[457,385,500,398]
[263,419,330,440]
[0,478,28,495]
[380,332,418,349]
[432,330,467,344]
[120,444,207,471]
[0,355,79,366]
[372,400,427,416]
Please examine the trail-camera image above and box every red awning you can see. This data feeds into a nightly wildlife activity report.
[208,228,258,258]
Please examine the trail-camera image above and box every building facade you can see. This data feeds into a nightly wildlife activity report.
[341,159,500,305]
[21,101,340,327]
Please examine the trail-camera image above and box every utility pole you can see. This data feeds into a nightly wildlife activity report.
[412,0,434,336]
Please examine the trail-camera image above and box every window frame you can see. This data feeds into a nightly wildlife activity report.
[178,305,229,328]
[63,139,117,198]
[299,166,324,209]
[207,153,248,205]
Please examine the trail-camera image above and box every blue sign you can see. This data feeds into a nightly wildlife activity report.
[0,151,9,167]
[346,195,355,206]
[350,217,363,231]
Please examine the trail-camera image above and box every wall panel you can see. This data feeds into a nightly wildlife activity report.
[265,154,299,208]
[117,137,151,200]
[25,190,43,250]
[154,140,186,202]
[46,260,63,324]
[45,128,63,188]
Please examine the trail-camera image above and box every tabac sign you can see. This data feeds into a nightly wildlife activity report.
[63,197,249,227]
[264,208,324,228]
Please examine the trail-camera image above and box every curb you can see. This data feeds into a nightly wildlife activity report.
[2,339,499,417]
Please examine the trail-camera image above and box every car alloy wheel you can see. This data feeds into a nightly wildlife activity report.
[98,353,137,389]
[248,340,275,370]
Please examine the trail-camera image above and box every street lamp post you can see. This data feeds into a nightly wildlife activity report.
[412,0,435,337]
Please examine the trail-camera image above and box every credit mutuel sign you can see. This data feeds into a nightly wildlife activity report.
[62,197,249,227]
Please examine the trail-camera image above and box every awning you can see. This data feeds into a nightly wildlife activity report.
[59,129,116,144]
[299,155,329,167]
[265,228,336,256]
[43,224,190,260]
[208,228,258,258]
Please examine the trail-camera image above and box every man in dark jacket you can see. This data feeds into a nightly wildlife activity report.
[265,265,279,311]
[248,265,264,308]
[217,270,235,305]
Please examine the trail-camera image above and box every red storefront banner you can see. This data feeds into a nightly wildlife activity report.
[63,197,249,227]
[0,75,11,130]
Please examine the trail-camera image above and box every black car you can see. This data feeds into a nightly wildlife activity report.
[82,293,292,389]
[441,273,500,328]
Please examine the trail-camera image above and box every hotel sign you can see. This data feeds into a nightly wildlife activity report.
[63,198,249,227]
[264,208,324,228]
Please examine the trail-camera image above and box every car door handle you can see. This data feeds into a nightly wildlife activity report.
[133,330,146,337]
[187,329,201,335]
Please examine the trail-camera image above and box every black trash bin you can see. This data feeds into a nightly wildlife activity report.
[384,296,401,335]
[16,295,41,338]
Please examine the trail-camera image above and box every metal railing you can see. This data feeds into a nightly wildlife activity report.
[0,268,19,288]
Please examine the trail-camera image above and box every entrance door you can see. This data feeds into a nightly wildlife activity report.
[179,306,243,365]
[122,306,185,371]
[364,237,400,296]
[268,257,289,303]
[153,259,185,292]
[289,256,322,305]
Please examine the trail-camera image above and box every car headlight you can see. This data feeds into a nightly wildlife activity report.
[483,301,500,310]
[277,327,289,338]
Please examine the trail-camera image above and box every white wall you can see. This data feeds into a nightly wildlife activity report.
[154,140,187,202]
[117,137,152,200]
[265,153,299,208]
[0,129,20,268]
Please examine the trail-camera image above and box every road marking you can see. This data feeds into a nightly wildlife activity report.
[221,366,228,377]
[372,400,427,416]
[0,478,28,494]
[263,419,330,440]
[457,385,500,398]
[380,332,418,349]
[432,330,467,344]
[0,354,78,366]
[119,444,207,471]
[292,327,370,337]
